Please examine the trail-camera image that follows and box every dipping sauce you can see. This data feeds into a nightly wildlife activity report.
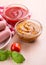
[15,19,42,42]
[3,5,30,27]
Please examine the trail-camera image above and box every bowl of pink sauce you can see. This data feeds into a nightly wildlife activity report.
[3,4,31,27]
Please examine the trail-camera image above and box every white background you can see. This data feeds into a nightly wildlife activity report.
[0,0,46,65]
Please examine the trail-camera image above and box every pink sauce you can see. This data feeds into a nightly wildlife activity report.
[3,6,29,26]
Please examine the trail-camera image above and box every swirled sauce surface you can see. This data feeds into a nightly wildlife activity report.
[16,20,40,37]
[5,7,28,20]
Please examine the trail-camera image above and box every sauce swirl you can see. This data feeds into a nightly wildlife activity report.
[16,20,41,37]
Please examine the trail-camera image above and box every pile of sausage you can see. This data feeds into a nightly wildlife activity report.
[0,16,10,43]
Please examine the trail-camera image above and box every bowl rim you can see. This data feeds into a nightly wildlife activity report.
[15,19,42,38]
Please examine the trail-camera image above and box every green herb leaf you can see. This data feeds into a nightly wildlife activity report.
[0,50,10,61]
[11,51,25,63]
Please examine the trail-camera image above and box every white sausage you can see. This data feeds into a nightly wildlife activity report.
[0,27,10,43]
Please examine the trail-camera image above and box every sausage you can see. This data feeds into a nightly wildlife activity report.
[0,15,6,31]
[0,22,6,31]
[0,27,10,43]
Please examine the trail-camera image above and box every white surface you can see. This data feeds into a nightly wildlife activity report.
[0,0,46,65]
